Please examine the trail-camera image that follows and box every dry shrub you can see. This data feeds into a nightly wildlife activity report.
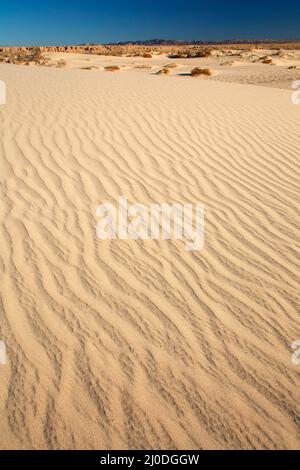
[157,67,171,75]
[81,66,98,71]
[134,65,152,69]
[262,57,273,64]
[192,49,211,58]
[142,53,152,58]
[168,53,181,59]
[168,48,211,59]
[56,59,67,68]
[104,65,120,71]
[191,67,212,76]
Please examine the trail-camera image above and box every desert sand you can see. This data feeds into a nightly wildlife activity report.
[2,46,300,88]
[40,48,300,89]
[0,56,300,450]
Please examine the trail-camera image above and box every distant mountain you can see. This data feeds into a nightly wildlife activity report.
[113,39,185,46]
[106,38,300,46]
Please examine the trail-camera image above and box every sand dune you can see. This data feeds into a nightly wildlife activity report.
[0,63,300,450]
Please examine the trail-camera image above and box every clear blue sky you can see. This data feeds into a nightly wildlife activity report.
[0,0,299,45]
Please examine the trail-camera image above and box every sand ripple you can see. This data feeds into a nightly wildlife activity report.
[0,64,299,449]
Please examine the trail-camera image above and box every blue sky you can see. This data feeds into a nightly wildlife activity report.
[0,0,299,45]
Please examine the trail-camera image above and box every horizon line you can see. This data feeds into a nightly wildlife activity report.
[1,38,300,48]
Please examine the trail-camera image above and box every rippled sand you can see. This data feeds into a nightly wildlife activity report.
[0,63,299,449]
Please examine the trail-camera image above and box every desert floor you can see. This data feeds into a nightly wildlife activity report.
[0,57,300,449]
[40,48,300,89]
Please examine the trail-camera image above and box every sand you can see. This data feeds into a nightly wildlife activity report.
[39,49,300,89]
[0,61,300,450]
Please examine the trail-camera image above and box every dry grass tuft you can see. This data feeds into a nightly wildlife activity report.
[157,68,171,75]
[192,49,211,58]
[134,65,152,69]
[81,66,99,71]
[191,67,212,76]
[56,59,67,68]
[104,65,120,72]
[168,48,211,59]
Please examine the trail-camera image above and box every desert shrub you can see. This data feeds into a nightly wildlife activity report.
[104,65,120,71]
[191,67,212,76]
[191,49,211,58]
[142,53,152,58]
[134,65,152,69]
[81,66,99,71]
[168,48,211,59]
[56,60,67,68]
[157,67,171,75]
